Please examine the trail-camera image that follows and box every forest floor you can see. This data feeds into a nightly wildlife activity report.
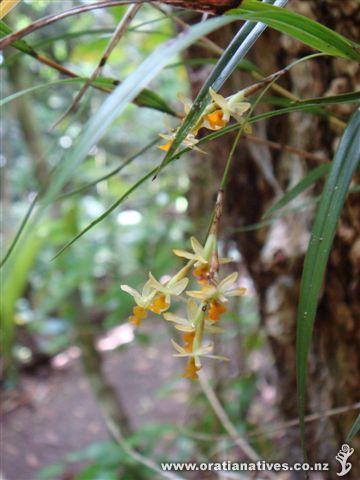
[1,324,189,480]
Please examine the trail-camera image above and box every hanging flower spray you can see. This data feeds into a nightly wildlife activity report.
[121,75,284,379]
[121,190,246,380]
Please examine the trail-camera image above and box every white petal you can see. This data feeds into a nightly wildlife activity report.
[219,257,233,264]
[142,279,154,296]
[170,277,189,295]
[226,287,246,297]
[171,339,187,354]
[163,313,188,325]
[187,300,199,321]
[209,87,228,110]
[121,285,141,300]
[177,93,192,114]
[147,272,163,290]
[203,354,230,361]
[186,290,208,299]
[175,325,195,332]
[173,249,196,261]
[218,272,238,290]
[190,237,205,258]
[230,102,251,117]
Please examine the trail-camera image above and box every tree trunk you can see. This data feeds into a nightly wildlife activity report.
[185,0,360,476]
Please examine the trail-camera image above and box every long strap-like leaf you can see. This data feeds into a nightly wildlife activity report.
[155,0,289,178]
[346,413,360,443]
[296,107,360,456]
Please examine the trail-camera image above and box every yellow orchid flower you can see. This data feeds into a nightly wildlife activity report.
[158,131,204,153]
[187,272,246,303]
[164,300,224,333]
[121,273,188,326]
[202,88,251,131]
[183,357,201,380]
[146,272,189,297]
[173,235,231,268]
[171,339,229,362]
[121,279,156,310]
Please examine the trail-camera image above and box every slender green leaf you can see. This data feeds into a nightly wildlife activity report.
[3,12,264,268]
[1,231,44,368]
[51,100,359,258]
[155,0,289,178]
[293,91,360,106]
[346,413,360,443]
[296,108,360,455]
[263,163,330,218]
[0,20,33,54]
[1,78,90,106]
[59,138,158,198]
[0,20,176,116]
[3,91,346,268]
[229,0,360,61]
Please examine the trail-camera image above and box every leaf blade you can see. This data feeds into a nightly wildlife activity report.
[229,0,360,61]
[263,163,330,218]
[296,107,360,455]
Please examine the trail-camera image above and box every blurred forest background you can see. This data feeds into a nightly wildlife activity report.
[1,1,359,479]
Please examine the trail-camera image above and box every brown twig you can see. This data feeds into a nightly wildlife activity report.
[198,372,276,479]
[0,0,150,50]
[51,3,142,129]
[245,134,330,164]
[183,401,360,442]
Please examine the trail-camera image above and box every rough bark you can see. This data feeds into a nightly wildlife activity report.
[185,0,360,477]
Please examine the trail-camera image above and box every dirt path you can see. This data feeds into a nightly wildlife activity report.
[1,326,188,480]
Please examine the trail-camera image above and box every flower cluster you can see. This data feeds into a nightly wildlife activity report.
[121,231,246,380]
[159,88,251,152]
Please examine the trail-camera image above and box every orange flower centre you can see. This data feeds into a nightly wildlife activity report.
[129,306,147,327]
[182,331,195,353]
[182,358,201,380]
[206,300,226,323]
[193,265,209,285]
[204,110,227,130]
[158,140,173,152]
[149,294,169,314]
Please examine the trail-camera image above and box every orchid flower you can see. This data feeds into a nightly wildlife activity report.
[121,273,188,325]
[202,88,251,131]
[164,300,224,333]
[187,272,246,303]
[173,235,231,267]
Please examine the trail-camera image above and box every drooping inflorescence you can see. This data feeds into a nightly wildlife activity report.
[121,191,246,380]
[158,88,252,153]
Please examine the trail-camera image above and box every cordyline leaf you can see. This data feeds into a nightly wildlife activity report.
[263,163,330,218]
[155,0,289,178]
[228,0,360,61]
[296,107,360,457]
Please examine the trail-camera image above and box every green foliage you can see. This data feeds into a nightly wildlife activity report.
[347,413,360,443]
[263,164,330,218]
[2,1,359,478]
[1,229,44,366]
[296,108,360,454]
[229,0,360,61]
